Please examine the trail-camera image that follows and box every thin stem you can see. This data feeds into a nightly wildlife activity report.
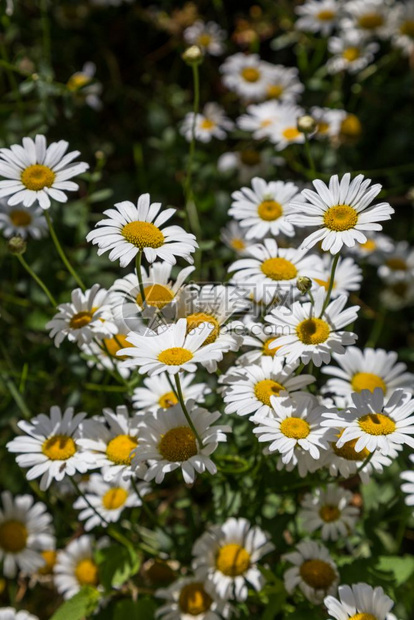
[174,373,203,448]
[70,477,110,527]
[304,133,316,178]
[319,254,340,317]
[356,450,375,476]
[183,63,202,242]
[16,254,57,306]
[0,372,31,419]
[367,309,386,348]
[136,250,146,304]
[45,212,86,291]
[131,479,158,527]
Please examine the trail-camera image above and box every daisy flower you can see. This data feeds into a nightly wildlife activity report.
[86,193,197,267]
[237,101,283,140]
[221,356,315,419]
[119,318,228,376]
[400,454,414,512]
[295,0,341,36]
[77,405,147,481]
[342,0,392,38]
[323,388,414,456]
[132,403,230,484]
[217,149,273,183]
[311,255,362,298]
[265,287,359,367]
[236,320,285,366]
[46,284,117,347]
[0,201,47,239]
[377,240,414,284]
[0,610,39,620]
[183,20,226,56]
[0,135,89,209]
[73,473,149,530]
[299,484,359,541]
[67,62,102,111]
[380,280,414,311]
[7,406,95,491]
[54,535,101,600]
[132,372,210,413]
[390,2,414,56]
[268,104,305,151]
[347,232,394,263]
[327,30,379,74]
[180,103,234,143]
[192,517,274,601]
[310,107,347,140]
[229,177,300,240]
[265,65,304,102]
[288,173,394,254]
[220,53,274,101]
[324,583,395,620]
[322,346,414,407]
[220,220,254,256]
[156,576,233,619]
[0,491,54,578]
[283,540,339,604]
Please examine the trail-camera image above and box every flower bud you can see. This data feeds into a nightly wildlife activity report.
[182,45,203,66]
[8,236,27,255]
[297,276,312,295]
[297,115,317,134]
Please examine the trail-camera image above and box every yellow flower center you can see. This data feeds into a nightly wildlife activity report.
[178,582,213,615]
[241,67,260,82]
[391,282,408,297]
[240,150,261,166]
[262,336,280,356]
[10,209,32,227]
[299,559,336,589]
[324,205,358,231]
[333,431,370,461]
[386,257,407,271]
[102,487,128,510]
[361,239,376,252]
[200,118,216,130]
[358,13,384,29]
[314,277,333,291]
[106,434,138,465]
[319,505,341,522]
[340,115,362,138]
[74,558,99,587]
[296,318,330,345]
[39,550,57,575]
[0,520,28,553]
[349,615,377,620]
[121,221,165,249]
[158,347,194,366]
[69,310,94,329]
[254,378,286,406]
[216,543,251,577]
[351,372,386,393]
[358,413,396,436]
[317,9,335,21]
[136,283,174,309]
[282,126,301,141]
[103,334,133,359]
[267,84,284,99]
[21,164,55,191]
[257,200,283,222]
[280,417,310,439]
[42,435,77,461]
[343,46,361,61]
[186,312,220,345]
[400,19,414,37]
[197,33,212,47]
[317,122,330,135]
[67,73,91,91]
[230,238,246,251]
[260,119,273,128]
[158,391,178,409]
[158,426,198,461]
[261,257,297,281]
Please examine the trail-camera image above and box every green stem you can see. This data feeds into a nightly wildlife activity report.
[319,253,340,317]
[183,63,202,242]
[304,133,316,178]
[45,212,86,290]
[367,309,386,348]
[16,254,57,306]
[0,372,31,418]
[174,373,203,448]
[131,479,158,527]
[135,250,146,304]
[70,477,110,527]
[356,450,375,476]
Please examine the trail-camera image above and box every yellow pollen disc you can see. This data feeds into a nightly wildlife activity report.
[197,33,212,46]
[145,560,175,585]
[282,127,301,140]
[351,372,386,393]
[158,346,194,366]
[0,520,28,553]
[317,122,330,135]
[317,9,335,20]
[340,115,362,138]
[42,435,76,461]
[319,505,340,523]
[230,238,246,251]
[280,417,310,439]
[349,614,377,620]
[67,73,91,91]
[299,559,336,589]
[69,310,94,329]
[324,205,358,231]
[216,543,251,577]
[267,84,284,99]
[121,221,164,249]
[200,118,216,130]
[102,487,128,510]
[333,431,370,461]
[343,46,361,61]
[400,20,414,37]
[257,200,283,222]
[296,318,330,345]
[186,312,220,345]
[158,391,178,409]
[361,239,376,251]
[262,337,280,356]
[136,283,174,309]
[178,582,213,615]
[75,558,99,587]
[103,334,133,359]
[106,434,138,465]
[260,119,273,127]
[261,257,297,281]
[358,13,384,29]
[10,209,32,227]
[254,378,285,406]
[39,550,57,575]
[240,150,261,166]
[241,67,260,82]
[386,257,407,271]
[314,277,332,291]
[158,426,197,462]
[358,413,396,436]
[21,164,55,192]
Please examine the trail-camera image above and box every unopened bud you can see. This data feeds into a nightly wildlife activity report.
[8,236,27,255]
[182,45,203,66]
[297,276,312,295]
[297,115,317,134]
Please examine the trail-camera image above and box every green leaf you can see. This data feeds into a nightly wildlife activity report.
[95,544,141,590]
[112,597,157,618]
[50,586,100,620]
[377,556,414,587]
